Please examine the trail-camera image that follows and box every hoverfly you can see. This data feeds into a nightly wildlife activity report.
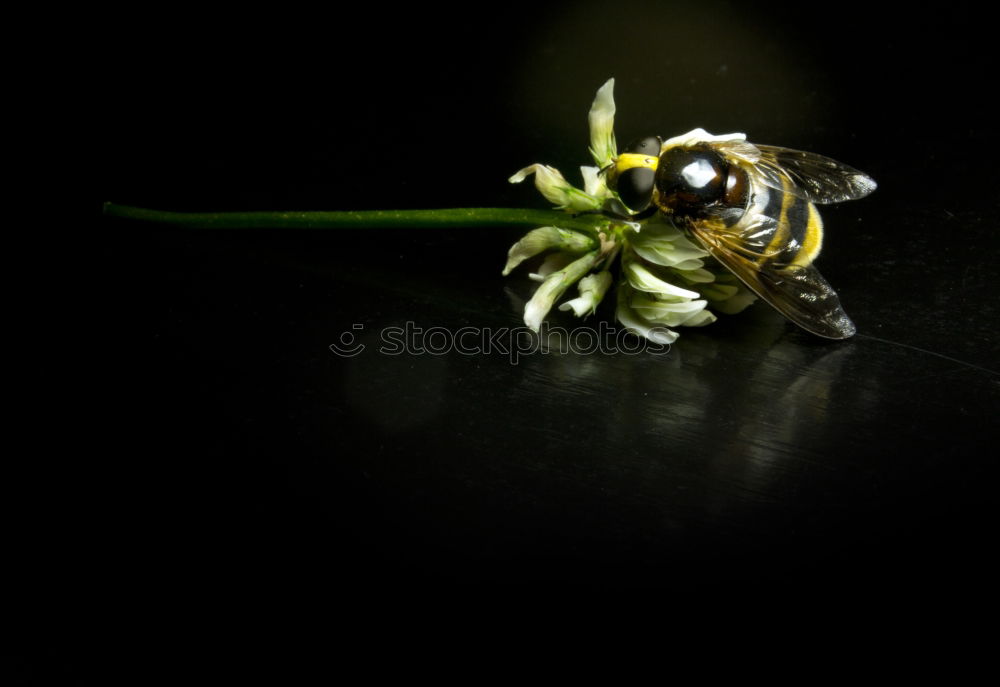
[605,128,876,339]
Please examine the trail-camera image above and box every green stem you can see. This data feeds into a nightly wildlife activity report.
[102,203,614,236]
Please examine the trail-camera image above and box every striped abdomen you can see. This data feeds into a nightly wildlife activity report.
[730,174,824,270]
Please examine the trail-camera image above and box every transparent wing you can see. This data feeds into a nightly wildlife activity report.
[749,144,877,205]
[689,220,856,339]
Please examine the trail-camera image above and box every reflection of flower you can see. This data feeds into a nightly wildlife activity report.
[506,78,756,342]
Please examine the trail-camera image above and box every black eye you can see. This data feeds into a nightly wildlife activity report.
[618,167,655,212]
[624,136,662,156]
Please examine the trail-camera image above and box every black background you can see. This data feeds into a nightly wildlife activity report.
[46,0,1000,647]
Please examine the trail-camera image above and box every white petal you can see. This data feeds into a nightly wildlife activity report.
[679,309,717,327]
[700,282,740,301]
[588,78,618,168]
[670,258,708,272]
[508,163,602,211]
[709,284,758,314]
[502,226,595,275]
[628,232,709,268]
[558,295,595,317]
[579,271,613,299]
[627,222,708,265]
[508,164,542,184]
[616,285,679,345]
[624,258,701,299]
[523,251,601,331]
[660,129,761,164]
[662,128,747,150]
[631,294,707,317]
[676,267,716,283]
[529,251,574,281]
[632,295,711,327]
[558,270,613,317]
[580,165,611,199]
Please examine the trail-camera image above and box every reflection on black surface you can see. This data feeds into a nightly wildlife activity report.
[312,255,994,584]
[343,322,451,433]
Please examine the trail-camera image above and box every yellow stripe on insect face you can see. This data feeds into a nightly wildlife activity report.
[792,202,824,268]
[612,153,658,179]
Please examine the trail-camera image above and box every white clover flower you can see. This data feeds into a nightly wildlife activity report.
[504,79,758,342]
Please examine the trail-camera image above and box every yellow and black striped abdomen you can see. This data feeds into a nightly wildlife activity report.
[749,176,824,269]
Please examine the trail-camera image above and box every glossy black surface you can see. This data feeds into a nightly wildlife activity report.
[80,1,998,600]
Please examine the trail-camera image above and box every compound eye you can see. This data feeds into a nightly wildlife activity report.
[624,136,662,156]
[617,166,655,212]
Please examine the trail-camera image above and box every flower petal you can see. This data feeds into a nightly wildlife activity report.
[523,251,601,331]
[509,164,603,212]
[679,309,718,327]
[704,272,758,314]
[662,128,747,148]
[588,78,617,168]
[615,283,679,345]
[528,252,575,281]
[558,270,613,317]
[626,223,709,268]
[710,288,758,314]
[671,258,709,272]
[502,226,596,275]
[580,165,611,200]
[661,128,761,164]
[629,291,712,327]
[699,282,740,301]
[623,255,701,299]
[676,267,716,283]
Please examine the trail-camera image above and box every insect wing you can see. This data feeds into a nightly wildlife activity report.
[750,144,877,205]
[689,221,857,339]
